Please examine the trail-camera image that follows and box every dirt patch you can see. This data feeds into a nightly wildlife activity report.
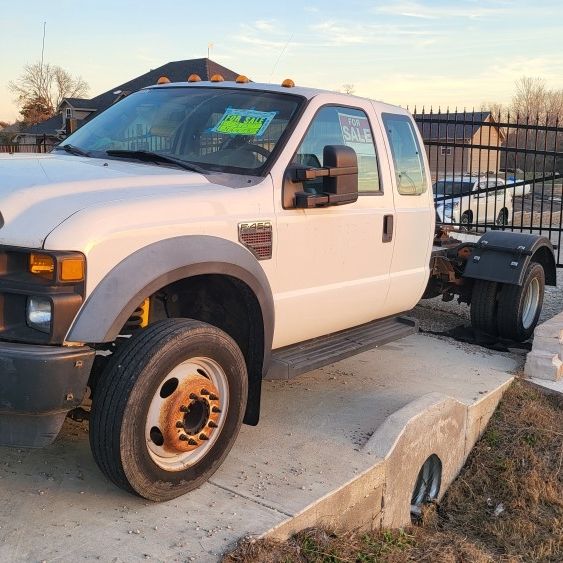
[223,379,563,562]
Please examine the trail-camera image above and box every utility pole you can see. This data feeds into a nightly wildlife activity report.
[40,21,47,97]
[40,21,46,69]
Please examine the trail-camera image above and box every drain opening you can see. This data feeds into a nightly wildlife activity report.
[411,454,442,522]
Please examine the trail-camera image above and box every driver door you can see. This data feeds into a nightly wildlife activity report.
[269,99,395,349]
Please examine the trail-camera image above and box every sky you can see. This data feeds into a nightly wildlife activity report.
[1,0,562,122]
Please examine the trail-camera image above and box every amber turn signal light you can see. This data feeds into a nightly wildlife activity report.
[187,73,202,82]
[210,74,224,82]
[30,253,55,275]
[60,258,85,282]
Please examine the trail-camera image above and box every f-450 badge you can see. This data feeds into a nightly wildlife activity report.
[238,221,273,260]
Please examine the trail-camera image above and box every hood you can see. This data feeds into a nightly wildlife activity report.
[0,153,208,248]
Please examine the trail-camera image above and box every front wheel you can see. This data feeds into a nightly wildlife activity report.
[90,319,248,501]
[497,262,545,342]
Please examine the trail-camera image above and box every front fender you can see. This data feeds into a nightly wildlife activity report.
[67,235,275,373]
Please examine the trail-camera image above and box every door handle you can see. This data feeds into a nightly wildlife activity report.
[382,214,394,243]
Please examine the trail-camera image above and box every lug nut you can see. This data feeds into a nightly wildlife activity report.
[189,393,198,400]
[212,406,221,413]
[179,405,189,412]
[208,421,218,428]
[209,394,219,401]
[188,438,198,446]
[179,434,189,441]
[200,389,210,396]
[199,433,209,441]
[176,421,184,428]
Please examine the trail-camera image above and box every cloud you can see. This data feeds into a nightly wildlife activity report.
[374,1,508,20]
[254,20,276,32]
[308,19,440,47]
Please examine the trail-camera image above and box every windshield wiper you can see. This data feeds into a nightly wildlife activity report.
[53,143,90,157]
[105,150,206,174]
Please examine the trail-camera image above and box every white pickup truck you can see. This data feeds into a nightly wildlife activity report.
[0,77,556,501]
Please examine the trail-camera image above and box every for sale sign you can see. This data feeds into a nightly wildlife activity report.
[338,113,374,156]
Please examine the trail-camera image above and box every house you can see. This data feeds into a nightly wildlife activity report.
[414,112,506,179]
[15,58,240,145]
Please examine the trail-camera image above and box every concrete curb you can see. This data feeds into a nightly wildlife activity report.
[266,378,513,539]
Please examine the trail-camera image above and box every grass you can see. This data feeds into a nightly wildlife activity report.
[223,380,563,563]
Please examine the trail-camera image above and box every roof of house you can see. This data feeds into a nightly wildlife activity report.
[62,97,98,110]
[414,111,495,140]
[20,58,240,137]
[18,114,64,137]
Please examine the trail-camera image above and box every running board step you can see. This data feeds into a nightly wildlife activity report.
[266,316,418,380]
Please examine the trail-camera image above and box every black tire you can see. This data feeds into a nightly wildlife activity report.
[497,262,545,342]
[90,318,248,501]
[470,280,499,336]
[496,208,509,226]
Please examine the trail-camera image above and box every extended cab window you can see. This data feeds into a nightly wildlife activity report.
[293,106,380,193]
[382,113,427,195]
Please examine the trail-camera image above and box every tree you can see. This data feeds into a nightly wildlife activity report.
[341,83,355,95]
[8,61,89,123]
[511,76,563,123]
[19,97,53,126]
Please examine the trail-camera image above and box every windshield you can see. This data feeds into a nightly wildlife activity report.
[59,87,304,175]
[433,180,474,197]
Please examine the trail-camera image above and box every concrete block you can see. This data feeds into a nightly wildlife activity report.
[525,350,563,382]
[268,464,385,540]
[465,377,513,456]
[364,393,467,529]
[526,311,563,381]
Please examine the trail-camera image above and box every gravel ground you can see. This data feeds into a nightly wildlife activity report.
[411,268,563,370]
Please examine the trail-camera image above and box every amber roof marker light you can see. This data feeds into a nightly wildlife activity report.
[157,76,171,84]
[187,73,202,82]
[235,75,250,83]
[281,78,295,88]
[210,74,224,82]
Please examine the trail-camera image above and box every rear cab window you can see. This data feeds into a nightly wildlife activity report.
[381,113,427,195]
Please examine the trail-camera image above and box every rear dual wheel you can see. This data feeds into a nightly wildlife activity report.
[90,319,247,501]
[470,262,545,342]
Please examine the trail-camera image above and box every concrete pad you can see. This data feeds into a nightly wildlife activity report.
[0,334,516,561]
[525,311,563,381]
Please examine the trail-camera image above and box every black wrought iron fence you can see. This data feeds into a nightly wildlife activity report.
[414,109,563,266]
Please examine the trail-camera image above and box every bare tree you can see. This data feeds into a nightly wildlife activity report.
[479,101,506,121]
[341,83,355,95]
[8,61,89,121]
[505,77,563,172]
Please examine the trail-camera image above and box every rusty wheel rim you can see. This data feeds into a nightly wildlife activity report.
[145,357,229,471]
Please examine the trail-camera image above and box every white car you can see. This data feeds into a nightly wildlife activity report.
[434,176,513,227]
[505,175,532,198]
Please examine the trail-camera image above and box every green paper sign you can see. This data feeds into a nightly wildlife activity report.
[212,108,276,136]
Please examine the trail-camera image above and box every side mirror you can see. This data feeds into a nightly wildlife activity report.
[283,145,359,209]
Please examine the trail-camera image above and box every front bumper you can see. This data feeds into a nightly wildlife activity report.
[0,342,95,447]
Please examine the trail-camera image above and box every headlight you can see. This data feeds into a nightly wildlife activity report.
[27,297,52,333]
